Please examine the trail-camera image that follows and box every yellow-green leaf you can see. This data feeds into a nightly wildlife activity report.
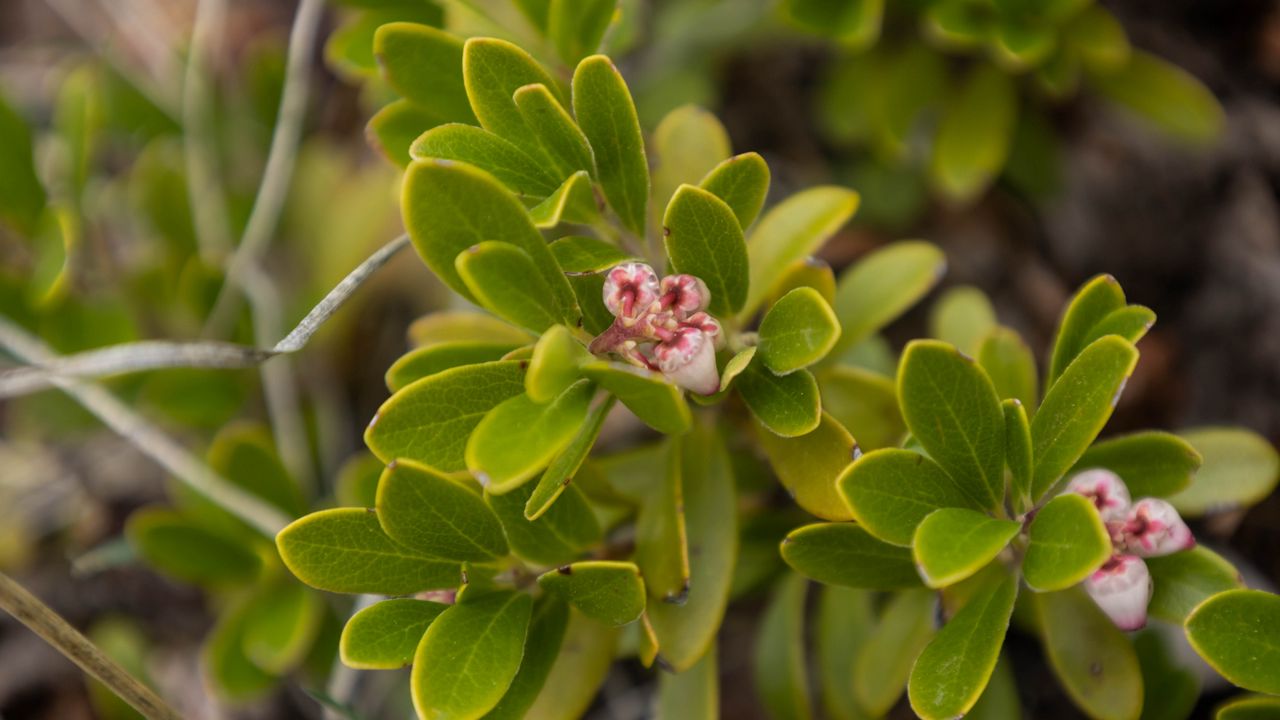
[755,575,813,720]
[663,184,749,316]
[466,380,595,493]
[1023,493,1111,592]
[537,561,645,626]
[913,509,1019,589]
[376,459,508,561]
[339,598,448,670]
[744,187,859,318]
[832,241,946,355]
[781,522,921,589]
[572,55,649,236]
[759,287,842,374]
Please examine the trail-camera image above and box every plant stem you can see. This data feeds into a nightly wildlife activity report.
[0,572,182,720]
[0,317,291,537]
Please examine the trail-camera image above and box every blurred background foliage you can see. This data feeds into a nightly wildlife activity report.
[0,0,1278,718]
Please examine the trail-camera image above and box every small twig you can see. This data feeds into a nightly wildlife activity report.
[203,0,326,335]
[0,234,410,398]
[181,0,235,263]
[0,318,292,537]
[0,571,182,720]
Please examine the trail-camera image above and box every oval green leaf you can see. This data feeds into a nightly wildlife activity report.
[756,412,856,521]
[373,23,476,124]
[759,287,842,374]
[572,55,648,236]
[662,184,749,316]
[1023,493,1111,592]
[1036,587,1144,720]
[781,522,922,589]
[1072,431,1202,498]
[537,561,645,626]
[376,459,508,561]
[340,598,448,670]
[581,361,691,434]
[755,574,813,720]
[1186,589,1280,695]
[1171,427,1280,517]
[1146,546,1242,624]
[737,361,821,438]
[838,448,988,546]
[913,508,1019,589]
[832,240,946,355]
[411,123,560,198]
[700,151,770,229]
[467,380,595,493]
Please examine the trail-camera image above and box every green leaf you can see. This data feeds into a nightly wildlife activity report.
[1023,493,1111,592]
[402,159,576,316]
[781,522,921,589]
[277,508,461,594]
[1036,587,1144,720]
[744,187,860,318]
[717,346,757,393]
[758,288,842,374]
[1089,305,1156,347]
[367,100,439,168]
[635,440,689,603]
[658,643,719,720]
[1004,399,1033,508]
[340,598,448,669]
[1030,336,1139,500]
[523,611,618,719]
[326,7,443,79]
[375,460,508,561]
[908,572,1017,720]
[832,241,946,354]
[410,311,533,347]
[913,509,1019,589]
[548,235,637,273]
[456,242,564,333]
[755,575,813,720]
[463,38,561,147]
[412,591,533,720]
[648,422,738,671]
[203,594,276,701]
[126,509,261,588]
[923,0,991,48]
[817,366,905,451]
[386,342,521,392]
[548,0,616,65]
[785,0,884,49]
[1048,274,1128,386]
[1146,546,1242,625]
[1171,427,1280,516]
[737,361,821,438]
[978,326,1040,412]
[525,325,590,403]
[1072,431,1202,498]
[365,360,527,474]
[930,64,1017,202]
[700,152,770,229]
[838,448,988,546]
[1093,51,1224,144]
[1134,629,1199,720]
[529,171,598,229]
[241,581,323,674]
[1186,589,1280,695]
[525,395,614,519]
[898,339,1006,508]
[207,422,307,519]
[0,85,47,235]
[651,104,731,225]
[572,55,649,236]
[581,361,691,434]
[467,380,595,493]
[512,83,595,180]
[336,453,383,508]
[853,589,937,716]
[1215,696,1280,720]
[816,587,876,720]
[662,184,749,317]
[374,23,476,124]
[411,123,560,198]
[482,595,570,720]
[928,285,996,356]
[967,653,1021,720]
[757,412,857,521]
[486,480,602,566]
[537,561,645,626]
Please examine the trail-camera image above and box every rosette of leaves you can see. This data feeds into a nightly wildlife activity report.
[279,14,956,714]
[124,423,332,701]
[788,0,1223,212]
[778,275,1280,719]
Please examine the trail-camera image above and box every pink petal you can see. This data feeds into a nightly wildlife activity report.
[659,274,710,318]
[603,262,660,319]
[1066,469,1132,522]
[1118,498,1196,558]
[655,327,720,395]
[1083,555,1152,631]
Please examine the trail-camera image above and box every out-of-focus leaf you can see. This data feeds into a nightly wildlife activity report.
[853,589,936,716]
[1071,431,1202,498]
[1146,546,1242,624]
[635,440,688,603]
[652,104,731,223]
[241,581,323,674]
[755,575,813,720]
[817,366,904,451]
[757,412,856,521]
[832,241,946,355]
[487,480,601,567]
[657,643,718,720]
[978,326,1039,411]
[784,0,882,49]
[483,595,569,720]
[929,285,996,356]
[1171,427,1280,517]
[548,0,617,66]
[524,611,618,719]
[1036,587,1143,720]
[1093,51,1223,144]
[930,64,1017,202]
[1134,629,1199,720]
[374,23,475,123]
[816,587,875,720]
[0,89,47,235]
[203,594,276,701]
[126,509,261,588]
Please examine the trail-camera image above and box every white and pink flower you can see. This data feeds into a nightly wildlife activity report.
[592,262,722,394]
[1065,468,1195,631]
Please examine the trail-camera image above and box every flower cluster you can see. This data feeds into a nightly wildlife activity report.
[1066,469,1196,630]
[589,262,723,395]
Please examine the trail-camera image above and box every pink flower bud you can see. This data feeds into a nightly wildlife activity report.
[654,326,720,395]
[1066,469,1132,522]
[1116,498,1195,558]
[1083,555,1152,631]
[603,263,660,320]
[659,274,710,318]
